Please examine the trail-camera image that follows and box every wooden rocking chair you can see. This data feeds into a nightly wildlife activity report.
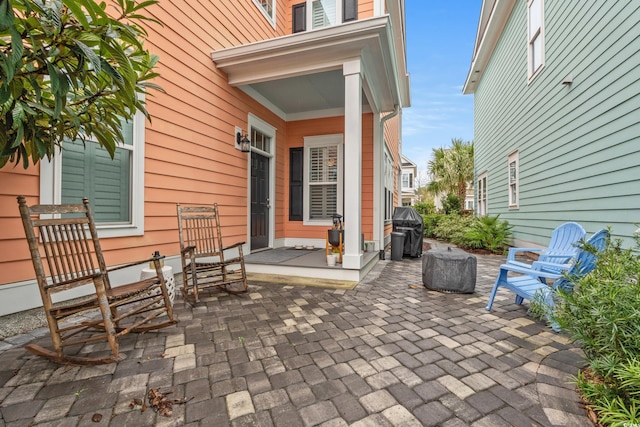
[18,196,176,365]
[176,203,248,305]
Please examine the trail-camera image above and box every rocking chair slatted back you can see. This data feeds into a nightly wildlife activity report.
[177,203,248,304]
[18,196,176,365]
[179,209,223,258]
[19,199,105,292]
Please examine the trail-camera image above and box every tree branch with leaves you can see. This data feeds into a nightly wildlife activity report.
[0,0,163,169]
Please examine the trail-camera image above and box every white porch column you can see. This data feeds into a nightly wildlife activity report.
[342,59,363,269]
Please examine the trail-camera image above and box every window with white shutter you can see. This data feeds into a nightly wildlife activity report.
[303,134,343,225]
[312,0,337,29]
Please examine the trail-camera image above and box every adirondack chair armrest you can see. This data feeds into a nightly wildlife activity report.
[531,260,572,271]
[507,247,543,261]
[498,263,563,280]
[537,252,575,262]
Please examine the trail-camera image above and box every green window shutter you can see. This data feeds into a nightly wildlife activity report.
[289,147,304,220]
[62,140,131,223]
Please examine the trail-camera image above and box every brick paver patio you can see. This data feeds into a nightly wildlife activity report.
[0,240,590,426]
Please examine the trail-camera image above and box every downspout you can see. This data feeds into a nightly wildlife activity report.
[378,104,400,260]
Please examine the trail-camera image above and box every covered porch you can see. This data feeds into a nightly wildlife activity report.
[244,245,380,284]
[212,15,410,274]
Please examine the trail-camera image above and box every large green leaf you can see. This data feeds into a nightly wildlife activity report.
[61,0,90,28]
[1,0,163,168]
[0,0,14,32]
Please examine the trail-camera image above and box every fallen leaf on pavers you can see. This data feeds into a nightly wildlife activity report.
[147,388,193,417]
[91,413,102,423]
[408,285,421,289]
[129,398,143,409]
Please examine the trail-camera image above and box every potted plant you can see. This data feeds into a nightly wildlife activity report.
[326,253,337,266]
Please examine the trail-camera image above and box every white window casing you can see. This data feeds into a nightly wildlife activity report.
[477,172,488,216]
[508,152,519,208]
[303,134,343,226]
[39,111,146,238]
[253,0,277,28]
[527,0,544,79]
[308,0,342,30]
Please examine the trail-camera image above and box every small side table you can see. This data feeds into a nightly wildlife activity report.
[140,266,176,306]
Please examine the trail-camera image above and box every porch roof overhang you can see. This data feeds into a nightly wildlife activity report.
[211,16,411,121]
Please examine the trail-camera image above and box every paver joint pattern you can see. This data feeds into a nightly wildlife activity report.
[0,240,589,426]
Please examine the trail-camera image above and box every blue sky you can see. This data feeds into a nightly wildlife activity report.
[403,2,481,183]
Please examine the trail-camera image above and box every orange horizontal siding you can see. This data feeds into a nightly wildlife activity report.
[0,1,399,289]
[283,113,375,241]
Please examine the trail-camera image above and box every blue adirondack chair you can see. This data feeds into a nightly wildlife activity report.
[486,229,609,330]
[506,222,586,273]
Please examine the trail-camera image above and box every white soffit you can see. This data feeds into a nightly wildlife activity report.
[463,0,515,94]
[211,16,409,117]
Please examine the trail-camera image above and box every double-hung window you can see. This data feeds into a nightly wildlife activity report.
[292,0,358,33]
[508,152,519,208]
[477,172,487,215]
[303,134,343,224]
[40,112,145,237]
[528,0,544,78]
[254,0,276,26]
[402,172,413,190]
[384,147,394,221]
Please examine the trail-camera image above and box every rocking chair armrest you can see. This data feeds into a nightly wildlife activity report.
[106,254,167,273]
[221,241,245,252]
[181,245,197,255]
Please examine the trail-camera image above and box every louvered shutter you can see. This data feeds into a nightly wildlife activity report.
[312,0,336,29]
[289,148,304,220]
[292,3,306,33]
[61,140,131,223]
[308,145,338,219]
[343,0,357,22]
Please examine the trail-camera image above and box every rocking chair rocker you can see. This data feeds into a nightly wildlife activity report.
[18,196,176,365]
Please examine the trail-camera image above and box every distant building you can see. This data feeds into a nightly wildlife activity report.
[400,155,417,206]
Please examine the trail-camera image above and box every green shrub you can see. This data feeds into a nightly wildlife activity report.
[460,215,512,254]
[432,214,474,243]
[422,213,443,238]
[540,231,640,425]
[441,194,461,215]
[414,202,436,215]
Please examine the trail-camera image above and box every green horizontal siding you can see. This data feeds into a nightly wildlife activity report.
[473,0,640,247]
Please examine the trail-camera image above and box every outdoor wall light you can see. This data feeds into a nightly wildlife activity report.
[236,131,251,152]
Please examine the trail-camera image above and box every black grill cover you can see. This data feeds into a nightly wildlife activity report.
[392,207,424,258]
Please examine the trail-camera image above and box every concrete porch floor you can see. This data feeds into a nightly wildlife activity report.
[245,247,380,286]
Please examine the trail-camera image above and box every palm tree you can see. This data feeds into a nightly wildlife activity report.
[427,138,474,211]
